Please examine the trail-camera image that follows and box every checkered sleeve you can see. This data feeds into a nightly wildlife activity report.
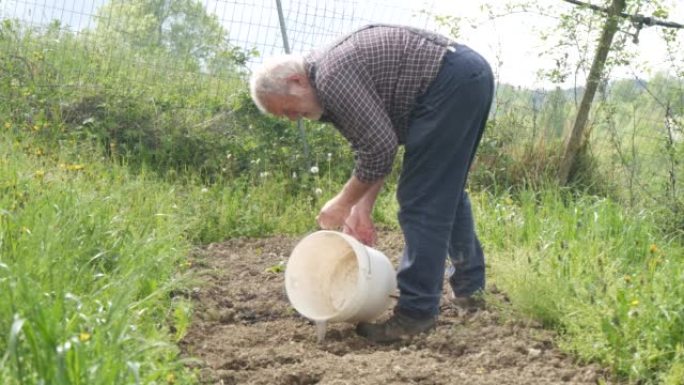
[321,65,398,183]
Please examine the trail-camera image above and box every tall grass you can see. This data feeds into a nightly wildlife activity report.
[0,132,343,384]
[478,187,684,384]
[0,136,196,384]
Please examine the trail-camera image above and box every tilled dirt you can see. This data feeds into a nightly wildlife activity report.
[179,232,616,385]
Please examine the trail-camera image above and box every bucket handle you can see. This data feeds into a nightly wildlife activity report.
[364,248,372,278]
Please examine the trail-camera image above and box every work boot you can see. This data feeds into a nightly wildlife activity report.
[355,309,436,343]
[451,293,485,312]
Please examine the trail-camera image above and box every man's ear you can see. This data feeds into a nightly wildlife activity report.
[286,73,307,88]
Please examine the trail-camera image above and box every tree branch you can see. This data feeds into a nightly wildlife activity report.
[561,0,684,29]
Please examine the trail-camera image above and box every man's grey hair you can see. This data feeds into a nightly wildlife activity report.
[249,54,306,113]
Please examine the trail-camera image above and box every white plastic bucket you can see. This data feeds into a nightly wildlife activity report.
[285,230,397,323]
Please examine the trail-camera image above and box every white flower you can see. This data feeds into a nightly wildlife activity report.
[314,188,323,196]
[292,172,297,179]
[56,340,72,354]
[310,166,319,174]
[260,171,270,178]
[201,187,209,193]
[57,336,79,354]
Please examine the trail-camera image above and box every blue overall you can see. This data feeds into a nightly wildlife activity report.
[395,44,494,319]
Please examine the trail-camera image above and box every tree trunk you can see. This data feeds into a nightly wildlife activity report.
[558,0,627,184]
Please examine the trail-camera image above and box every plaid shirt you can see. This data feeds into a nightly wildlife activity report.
[305,24,452,182]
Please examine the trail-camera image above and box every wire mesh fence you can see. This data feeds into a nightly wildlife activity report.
[0,0,437,77]
[0,0,682,212]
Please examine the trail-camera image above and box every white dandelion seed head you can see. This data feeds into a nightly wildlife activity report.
[310,166,319,174]
[56,341,69,354]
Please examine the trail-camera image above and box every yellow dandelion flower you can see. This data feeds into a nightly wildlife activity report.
[4,122,10,129]
[166,373,176,384]
[630,299,639,307]
[649,244,658,254]
[34,170,45,179]
[79,332,91,342]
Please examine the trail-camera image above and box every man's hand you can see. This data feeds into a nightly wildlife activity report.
[316,194,352,230]
[316,175,384,244]
[343,206,377,246]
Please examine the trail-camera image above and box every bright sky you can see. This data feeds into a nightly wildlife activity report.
[1,0,682,88]
[431,0,684,88]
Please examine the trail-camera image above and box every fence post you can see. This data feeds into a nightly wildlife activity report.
[275,0,311,167]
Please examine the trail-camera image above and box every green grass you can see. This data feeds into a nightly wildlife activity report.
[0,137,196,384]
[478,187,684,384]
[0,134,338,384]
[3,126,683,384]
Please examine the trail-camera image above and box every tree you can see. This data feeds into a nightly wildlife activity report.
[558,0,627,184]
[95,0,240,71]
[610,78,643,105]
[555,0,684,184]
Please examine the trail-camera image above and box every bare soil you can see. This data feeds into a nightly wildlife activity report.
[179,231,616,385]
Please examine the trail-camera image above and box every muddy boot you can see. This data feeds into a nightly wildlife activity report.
[355,309,436,343]
[451,293,485,312]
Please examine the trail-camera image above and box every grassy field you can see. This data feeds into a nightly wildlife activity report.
[1,13,684,385]
[3,131,684,383]
[477,189,684,383]
[0,133,336,384]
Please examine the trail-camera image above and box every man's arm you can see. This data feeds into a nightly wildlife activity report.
[314,60,395,239]
[353,177,384,213]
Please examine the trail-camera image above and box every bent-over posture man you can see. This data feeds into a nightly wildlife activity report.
[249,24,494,343]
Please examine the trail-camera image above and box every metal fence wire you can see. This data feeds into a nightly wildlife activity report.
[1,0,683,210]
[0,0,436,79]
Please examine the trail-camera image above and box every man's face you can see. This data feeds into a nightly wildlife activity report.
[262,78,322,121]
[263,94,315,121]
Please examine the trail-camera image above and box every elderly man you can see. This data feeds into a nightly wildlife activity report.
[250,24,494,343]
